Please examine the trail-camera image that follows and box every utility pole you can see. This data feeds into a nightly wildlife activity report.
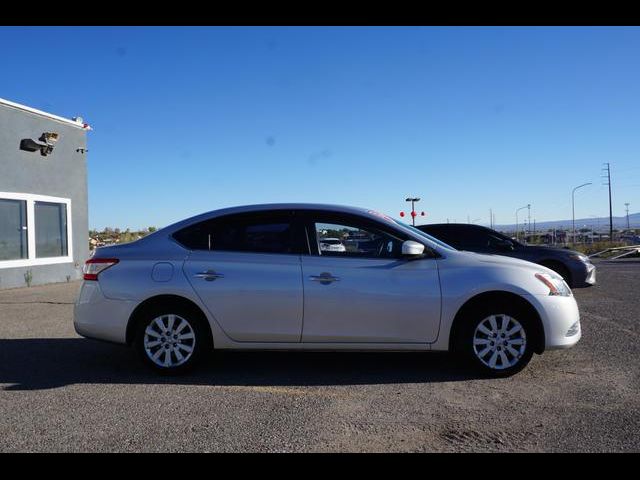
[489,208,493,229]
[625,202,630,229]
[602,163,613,241]
[527,204,531,239]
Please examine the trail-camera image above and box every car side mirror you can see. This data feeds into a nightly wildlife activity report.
[402,240,425,256]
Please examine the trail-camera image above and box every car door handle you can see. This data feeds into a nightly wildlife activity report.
[309,272,340,284]
[194,270,224,281]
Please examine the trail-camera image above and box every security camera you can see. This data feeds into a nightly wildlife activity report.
[19,132,59,156]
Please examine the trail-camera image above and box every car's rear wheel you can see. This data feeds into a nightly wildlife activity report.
[457,306,535,377]
[134,306,209,375]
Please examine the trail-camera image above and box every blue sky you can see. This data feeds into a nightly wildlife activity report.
[1,26,639,230]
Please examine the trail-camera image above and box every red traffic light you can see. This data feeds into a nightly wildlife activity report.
[399,212,405,217]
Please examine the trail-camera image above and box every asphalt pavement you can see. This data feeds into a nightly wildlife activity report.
[0,259,638,452]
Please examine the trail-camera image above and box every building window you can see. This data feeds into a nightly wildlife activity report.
[0,192,73,269]
[35,201,68,258]
[0,199,28,260]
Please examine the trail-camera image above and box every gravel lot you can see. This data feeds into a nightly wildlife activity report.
[1,259,638,452]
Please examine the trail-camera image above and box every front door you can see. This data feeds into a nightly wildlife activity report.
[300,214,441,343]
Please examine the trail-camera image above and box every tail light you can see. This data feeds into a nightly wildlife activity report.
[83,258,119,280]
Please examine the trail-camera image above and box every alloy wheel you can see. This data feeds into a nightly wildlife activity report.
[472,314,527,370]
[143,314,196,368]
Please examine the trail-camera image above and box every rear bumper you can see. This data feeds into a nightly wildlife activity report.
[73,281,137,344]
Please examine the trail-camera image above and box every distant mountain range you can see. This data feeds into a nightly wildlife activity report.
[492,212,640,232]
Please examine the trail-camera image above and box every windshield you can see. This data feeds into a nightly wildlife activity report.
[394,220,458,251]
[494,230,524,247]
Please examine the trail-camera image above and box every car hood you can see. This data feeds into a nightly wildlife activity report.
[453,250,552,272]
[519,244,583,258]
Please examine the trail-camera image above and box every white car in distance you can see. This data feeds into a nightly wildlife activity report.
[319,238,347,252]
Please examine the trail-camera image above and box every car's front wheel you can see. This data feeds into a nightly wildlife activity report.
[457,306,535,377]
[134,306,209,375]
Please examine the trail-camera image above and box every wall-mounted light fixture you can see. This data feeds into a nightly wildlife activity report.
[19,132,60,156]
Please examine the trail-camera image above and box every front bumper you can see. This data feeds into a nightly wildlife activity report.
[584,262,596,285]
[528,293,581,350]
[74,281,137,344]
[571,260,596,287]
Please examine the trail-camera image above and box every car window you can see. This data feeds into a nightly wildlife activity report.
[487,233,506,248]
[420,225,490,250]
[314,221,402,259]
[173,213,304,254]
[401,223,457,251]
[458,227,491,249]
[418,226,463,249]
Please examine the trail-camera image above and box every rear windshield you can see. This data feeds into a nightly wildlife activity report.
[395,221,458,251]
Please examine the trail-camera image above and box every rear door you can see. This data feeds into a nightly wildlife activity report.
[178,210,307,342]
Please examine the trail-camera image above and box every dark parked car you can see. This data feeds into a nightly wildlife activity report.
[415,223,596,288]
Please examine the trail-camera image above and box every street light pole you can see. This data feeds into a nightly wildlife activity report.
[405,197,421,227]
[572,182,592,246]
[516,204,530,242]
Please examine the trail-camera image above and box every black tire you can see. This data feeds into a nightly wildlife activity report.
[134,303,210,375]
[540,261,571,287]
[456,303,535,378]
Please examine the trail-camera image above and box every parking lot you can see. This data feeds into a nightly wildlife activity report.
[0,259,638,452]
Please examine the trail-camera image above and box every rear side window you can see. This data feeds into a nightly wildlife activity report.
[420,226,463,248]
[173,212,304,254]
[421,225,490,250]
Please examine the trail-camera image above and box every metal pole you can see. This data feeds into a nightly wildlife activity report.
[405,197,420,227]
[605,163,613,241]
[572,183,592,246]
[516,205,529,242]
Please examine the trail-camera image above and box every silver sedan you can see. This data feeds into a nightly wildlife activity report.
[74,204,581,377]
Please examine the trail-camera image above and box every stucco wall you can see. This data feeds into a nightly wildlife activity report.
[0,104,89,289]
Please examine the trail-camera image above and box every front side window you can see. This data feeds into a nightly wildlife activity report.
[0,199,28,260]
[314,221,403,259]
[35,201,68,258]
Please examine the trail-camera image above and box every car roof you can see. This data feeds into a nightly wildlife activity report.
[162,203,395,233]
